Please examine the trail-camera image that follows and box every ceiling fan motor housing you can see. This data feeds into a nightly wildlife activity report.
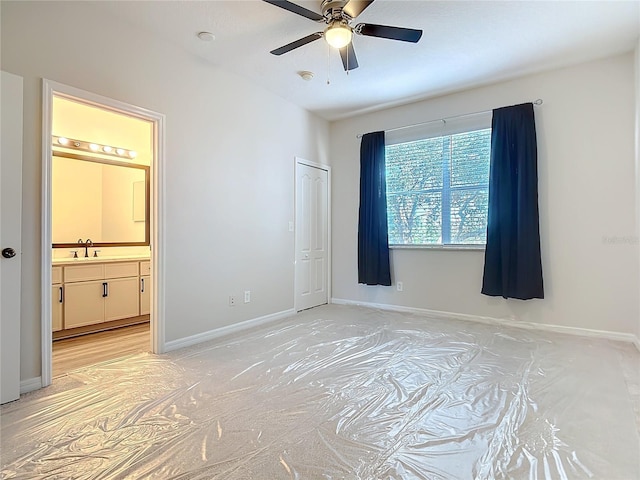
[321,0,351,21]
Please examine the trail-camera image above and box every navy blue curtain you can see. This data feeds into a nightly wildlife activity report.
[482,103,544,299]
[358,131,392,286]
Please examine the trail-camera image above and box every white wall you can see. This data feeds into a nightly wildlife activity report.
[331,53,639,337]
[636,39,640,338]
[1,1,330,381]
[53,96,153,167]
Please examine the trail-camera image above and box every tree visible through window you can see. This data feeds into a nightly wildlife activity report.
[385,128,491,245]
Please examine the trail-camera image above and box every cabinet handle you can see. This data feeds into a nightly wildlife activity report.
[102,282,108,297]
[59,286,63,303]
[141,278,145,293]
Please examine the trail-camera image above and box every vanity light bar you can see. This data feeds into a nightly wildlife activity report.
[53,136,137,159]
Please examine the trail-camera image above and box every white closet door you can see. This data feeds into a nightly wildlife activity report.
[295,162,329,311]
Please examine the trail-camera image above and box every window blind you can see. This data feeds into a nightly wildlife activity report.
[386,126,491,246]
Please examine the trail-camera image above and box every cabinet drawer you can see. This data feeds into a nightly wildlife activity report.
[52,266,63,284]
[139,261,151,276]
[64,264,104,283]
[105,262,138,279]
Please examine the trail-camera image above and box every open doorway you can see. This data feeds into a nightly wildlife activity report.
[41,80,165,386]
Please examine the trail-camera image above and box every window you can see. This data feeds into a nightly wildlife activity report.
[385,126,491,246]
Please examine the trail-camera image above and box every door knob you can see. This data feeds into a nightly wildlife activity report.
[2,248,16,259]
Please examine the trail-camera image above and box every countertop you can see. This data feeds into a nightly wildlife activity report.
[52,255,150,266]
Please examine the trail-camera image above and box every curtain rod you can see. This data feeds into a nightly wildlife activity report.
[355,99,543,139]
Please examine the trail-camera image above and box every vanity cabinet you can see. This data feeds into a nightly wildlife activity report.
[62,261,141,329]
[139,261,150,315]
[52,267,63,332]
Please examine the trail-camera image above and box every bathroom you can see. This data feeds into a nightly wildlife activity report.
[50,96,154,376]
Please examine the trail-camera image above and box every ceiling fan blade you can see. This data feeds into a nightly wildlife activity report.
[343,0,374,19]
[270,32,323,55]
[339,42,359,71]
[262,0,324,22]
[356,23,423,43]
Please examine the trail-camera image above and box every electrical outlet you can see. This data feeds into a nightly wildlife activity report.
[244,290,251,303]
[397,281,403,292]
[229,295,236,307]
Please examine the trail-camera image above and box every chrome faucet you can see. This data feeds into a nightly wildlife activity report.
[78,238,93,258]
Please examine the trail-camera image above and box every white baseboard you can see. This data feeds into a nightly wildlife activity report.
[331,298,640,350]
[164,308,296,352]
[20,376,42,394]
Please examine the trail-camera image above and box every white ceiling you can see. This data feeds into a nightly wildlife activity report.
[97,0,639,121]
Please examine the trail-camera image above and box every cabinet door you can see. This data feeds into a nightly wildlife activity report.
[65,281,105,328]
[52,284,63,332]
[140,275,151,315]
[105,277,139,321]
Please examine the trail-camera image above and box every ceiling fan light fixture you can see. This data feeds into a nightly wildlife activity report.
[324,24,352,49]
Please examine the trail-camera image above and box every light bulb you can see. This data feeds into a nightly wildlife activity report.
[58,137,69,145]
[89,143,99,152]
[116,148,125,155]
[103,145,113,153]
[129,151,138,158]
[325,24,352,49]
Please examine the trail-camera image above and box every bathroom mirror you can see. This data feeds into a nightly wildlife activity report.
[52,152,150,247]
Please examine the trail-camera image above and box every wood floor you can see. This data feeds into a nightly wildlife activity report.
[52,323,150,377]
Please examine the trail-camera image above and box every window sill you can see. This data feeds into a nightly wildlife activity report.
[389,244,485,251]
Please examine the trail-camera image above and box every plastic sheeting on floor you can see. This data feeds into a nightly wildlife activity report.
[2,305,639,479]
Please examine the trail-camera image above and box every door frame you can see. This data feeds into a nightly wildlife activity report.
[293,157,332,312]
[41,79,166,387]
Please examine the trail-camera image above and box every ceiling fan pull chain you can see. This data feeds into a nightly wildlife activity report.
[327,42,331,85]
[346,45,350,76]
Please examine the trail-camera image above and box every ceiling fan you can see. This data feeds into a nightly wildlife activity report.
[263,0,423,71]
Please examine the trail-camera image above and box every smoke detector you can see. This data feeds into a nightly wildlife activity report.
[298,71,314,81]
[197,32,215,42]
